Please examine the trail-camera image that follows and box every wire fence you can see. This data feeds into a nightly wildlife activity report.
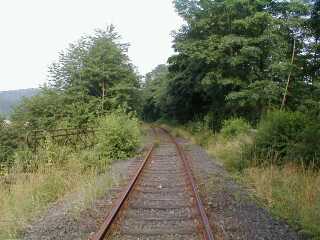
[26,128,97,152]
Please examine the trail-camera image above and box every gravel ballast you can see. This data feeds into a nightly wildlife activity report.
[178,138,309,240]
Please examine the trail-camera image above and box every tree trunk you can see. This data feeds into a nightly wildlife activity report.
[101,80,106,112]
[102,80,106,100]
[281,38,296,110]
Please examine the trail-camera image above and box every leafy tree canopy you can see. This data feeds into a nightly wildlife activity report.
[142,64,169,121]
[12,26,141,130]
[147,0,320,125]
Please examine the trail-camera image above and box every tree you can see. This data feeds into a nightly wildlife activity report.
[11,88,95,129]
[142,65,169,121]
[0,114,20,165]
[12,26,141,130]
[160,0,314,125]
[48,26,140,111]
[309,0,320,80]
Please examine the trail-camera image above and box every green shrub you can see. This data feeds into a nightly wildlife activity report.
[221,117,251,138]
[14,141,73,173]
[95,110,141,161]
[186,112,220,133]
[251,110,320,166]
[0,123,21,166]
[186,121,207,134]
[77,149,106,171]
[183,120,212,147]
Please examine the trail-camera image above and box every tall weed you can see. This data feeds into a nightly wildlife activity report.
[245,165,320,238]
[221,117,251,138]
[0,111,142,239]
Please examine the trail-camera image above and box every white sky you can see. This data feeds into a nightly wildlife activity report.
[0,0,183,91]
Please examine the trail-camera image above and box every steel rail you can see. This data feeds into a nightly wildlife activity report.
[161,127,215,240]
[90,127,213,240]
[90,144,155,240]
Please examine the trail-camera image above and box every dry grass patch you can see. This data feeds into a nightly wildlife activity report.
[0,150,112,239]
[206,134,252,170]
[245,165,320,238]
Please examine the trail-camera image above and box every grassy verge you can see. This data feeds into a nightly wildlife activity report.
[244,165,320,237]
[164,124,320,239]
[0,146,113,239]
[0,113,142,239]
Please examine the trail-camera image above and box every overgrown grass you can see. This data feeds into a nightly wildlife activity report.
[163,122,252,171]
[245,165,320,237]
[163,122,320,239]
[0,112,142,239]
[0,146,110,239]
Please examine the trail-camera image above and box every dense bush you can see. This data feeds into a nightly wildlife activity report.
[251,110,320,166]
[0,133,113,239]
[95,110,141,161]
[221,118,251,138]
[186,121,208,134]
[0,121,21,166]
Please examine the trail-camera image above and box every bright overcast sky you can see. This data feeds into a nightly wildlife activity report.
[0,0,183,91]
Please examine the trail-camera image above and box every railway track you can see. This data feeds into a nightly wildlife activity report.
[91,127,214,240]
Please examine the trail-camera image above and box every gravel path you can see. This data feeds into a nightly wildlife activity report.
[177,138,309,240]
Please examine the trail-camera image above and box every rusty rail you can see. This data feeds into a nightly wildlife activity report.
[162,127,215,240]
[90,144,155,240]
[90,127,214,240]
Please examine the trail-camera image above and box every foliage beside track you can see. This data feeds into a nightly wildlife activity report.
[142,0,320,126]
[0,143,111,239]
[163,121,320,238]
[0,26,143,239]
[0,112,142,239]
[96,110,141,161]
[247,111,320,166]
[0,26,141,166]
